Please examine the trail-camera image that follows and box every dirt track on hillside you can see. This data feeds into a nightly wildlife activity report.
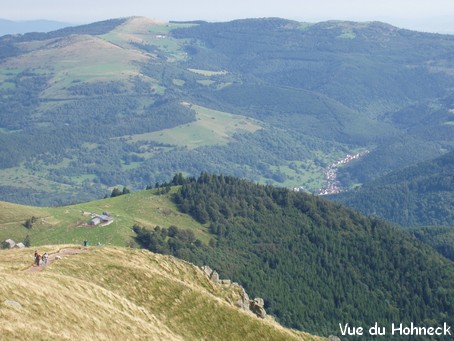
[25,248,89,273]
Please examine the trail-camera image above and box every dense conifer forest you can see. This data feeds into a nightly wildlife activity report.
[134,174,454,337]
[333,151,454,226]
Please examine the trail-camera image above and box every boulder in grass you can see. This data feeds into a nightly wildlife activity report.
[4,299,22,309]
[249,297,266,319]
[4,239,15,249]
[15,242,25,249]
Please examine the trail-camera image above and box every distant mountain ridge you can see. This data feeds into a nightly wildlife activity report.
[0,18,72,36]
[0,16,454,205]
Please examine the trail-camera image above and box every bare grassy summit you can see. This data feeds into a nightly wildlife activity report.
[0,246,323,340]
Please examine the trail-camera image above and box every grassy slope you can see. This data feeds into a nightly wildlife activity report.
[0,246,323,340]
[0,189,210,247]
[125,103,263,149]
[3,34,148,99]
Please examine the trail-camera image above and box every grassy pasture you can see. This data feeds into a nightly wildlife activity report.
[125,103,263,149]
[267,161,327,190]
[0,166,72,192]
[197,79,215,86]
[188,68,228,76]
[101,17,191,62]
[2,33,149,99]
[0,189,209,248]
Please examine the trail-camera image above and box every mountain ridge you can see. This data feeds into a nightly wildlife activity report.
[0,18,72,37]
[0,245,323,340]
[1,16,454,205]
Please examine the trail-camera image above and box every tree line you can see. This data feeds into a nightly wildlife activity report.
[134,173,454,337]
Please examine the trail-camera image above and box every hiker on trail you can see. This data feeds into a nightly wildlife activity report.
[34,251,38,266]
[36,253,42,266]
[84,240,88,247]
[42,252,48,265]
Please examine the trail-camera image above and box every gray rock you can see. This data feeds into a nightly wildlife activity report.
[249,298,266,319]
[328,336,341,341]
[253,297,264,308]
[210,270,220,284]
[4,239,15,249]
[201,265,222,285]
[4,300,22,309]
[220,279,231,285]
[201,265,213,278]
[15,242,25,249]
[235,287,250,311]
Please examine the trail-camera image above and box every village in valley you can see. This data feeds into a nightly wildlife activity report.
[318,150,369,195]
[293,150,370,195]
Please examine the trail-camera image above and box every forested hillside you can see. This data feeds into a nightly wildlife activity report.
[1,17,454,205]
[407,225,454,261]
[332,150,454,226]
[133,174,454,338]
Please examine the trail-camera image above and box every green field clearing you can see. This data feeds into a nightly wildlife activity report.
[67,63,131,77]
[0,189,210,248]
[0,82,15,90]
[197,79,215,86]
[215,82,233,90]
[188,68,228,76]
[121,161,142,171]
[172,78,185,86]
[81,142,100,151]
[267,160,327,190]
[0,128,18,134]
[338,31,356,39]
[0,166,72,192]
[101,19,191,62]
[124,103,263,149]
[70,174,98,185]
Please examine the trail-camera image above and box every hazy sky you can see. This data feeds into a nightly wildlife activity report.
[3,0,454,33]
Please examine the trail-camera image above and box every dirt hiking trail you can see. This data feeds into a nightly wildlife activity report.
[25,247,89,273]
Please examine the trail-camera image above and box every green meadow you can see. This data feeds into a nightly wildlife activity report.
[125,103,263,149]
[0,189,209,248]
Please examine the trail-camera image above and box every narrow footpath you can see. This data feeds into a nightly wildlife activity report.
[25,247,89,273]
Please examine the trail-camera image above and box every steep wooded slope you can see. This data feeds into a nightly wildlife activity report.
[332,150,454,226]
[134,174,454,337]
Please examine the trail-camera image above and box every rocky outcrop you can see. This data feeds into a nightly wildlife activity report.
[328,336,341,341]
[201,265,220,284]
[249,297,266,319]
[235,287,250,311]
[201,265,267,319]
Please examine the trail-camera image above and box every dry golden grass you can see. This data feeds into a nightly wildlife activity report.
[0,246,325,341]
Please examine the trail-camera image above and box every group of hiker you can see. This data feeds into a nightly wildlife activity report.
[32,240,94,266]
[33,250,49,266]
